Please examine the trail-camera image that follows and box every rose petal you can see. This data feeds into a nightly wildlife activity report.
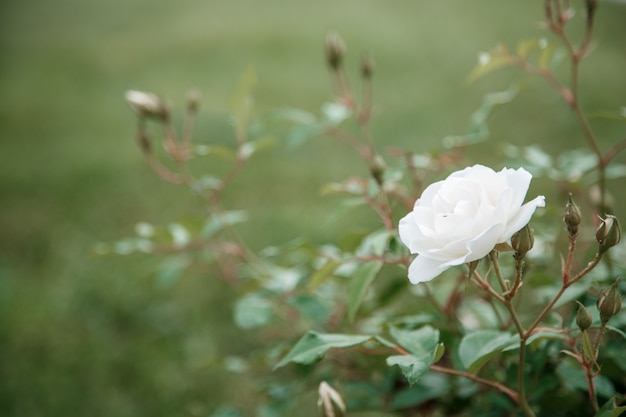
[500,167,532,211]
[407,255,450,284]
[501,195,546,240]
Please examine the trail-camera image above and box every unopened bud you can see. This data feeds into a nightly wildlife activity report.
[325,33,346,71]
[575,301,593,331]
[186,90,201,112]
[597,277,622,324]
[361,55,375,79]
[318,381,346,417]
[585,0,598,27]
[369,155,386,185]
[563,194,582,237]
[596,215,621,254]
[125,90,169,121]
[511,225,534,260]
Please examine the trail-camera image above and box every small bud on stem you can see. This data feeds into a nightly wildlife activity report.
[125,90,169,121]
[596,215,621,254]
[585,0,598,29]
[186,90,201,112]
[511,225,534,260]
[575,301,593,331]
[369,155,386,186]
[597,277,622,324]
[361,55,375,79]
[325,32,346,71]
[564,194,582,237]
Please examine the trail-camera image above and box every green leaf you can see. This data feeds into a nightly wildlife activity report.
[193,144,237,161]
[156,255,192,288]
[269,107,317,125]
[538,42,558,69]
[557,359,615,398]
[467,44,515,83]
[286,123,325,148]
[202,210,248,239]
[516,38,541,59]
[536,279,592,310]
[275,331,372,368]
[388,325,440,357]
[390,373,449,409]
[356,229,395,257]
[386,326,443,386]
[595,397,626,417]
[191,175,223,192]
[606,325,626,342]
[581,330,595,364]
[459,330,515,373]
[234,293,273,329]
[386,355,433,386]
[237,136,276,159]
[346,261,383,322]
[308,260,341,291]
[286,295,330,322]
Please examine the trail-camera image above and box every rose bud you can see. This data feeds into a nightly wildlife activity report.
[596,215,621,254]
[575,300,593,331]
[563,194,582,237]
[597,278,622,324]
[325,32,346,71]
[361,55,375,79]
[125,90,169,121]
[511,225,534,260]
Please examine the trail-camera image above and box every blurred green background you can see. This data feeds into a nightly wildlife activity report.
[0,0,624,415]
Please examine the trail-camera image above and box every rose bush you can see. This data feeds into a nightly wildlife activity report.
[398,164,545,284]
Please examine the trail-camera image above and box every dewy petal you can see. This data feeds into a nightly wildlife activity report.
[407,255,450,284]
[501,195,546,240]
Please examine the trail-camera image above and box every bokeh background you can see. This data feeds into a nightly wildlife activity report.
[1,0,624,415]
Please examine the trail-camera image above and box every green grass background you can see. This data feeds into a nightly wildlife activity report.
[0,0,624,415]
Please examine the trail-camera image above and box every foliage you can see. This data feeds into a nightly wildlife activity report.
[3,1,626,417]
[110,2,626,416]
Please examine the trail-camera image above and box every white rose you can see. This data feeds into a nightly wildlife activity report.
[398,164,545,284]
